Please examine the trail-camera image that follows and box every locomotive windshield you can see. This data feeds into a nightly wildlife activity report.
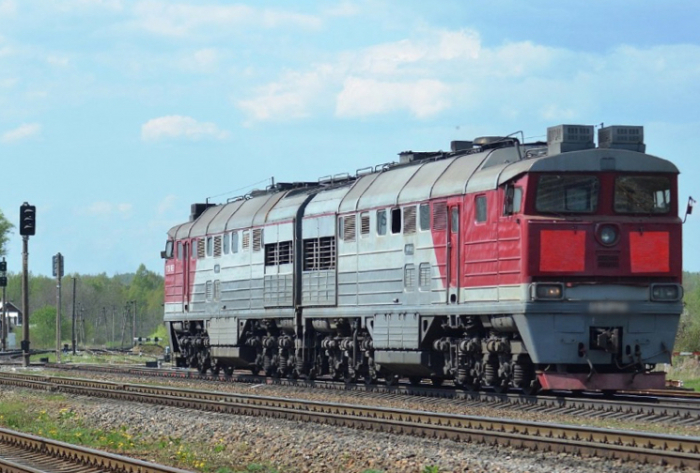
[614,176,671,214]
[535,175,599,214]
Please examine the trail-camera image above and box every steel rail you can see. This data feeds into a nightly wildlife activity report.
[0,427,193,473]
[2,373,700,468]
[39,363,700,426]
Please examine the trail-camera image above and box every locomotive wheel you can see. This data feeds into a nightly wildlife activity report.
[364,372,377,385]
[385,374,399,386]
[223,366,234,377]
[492,382,508,394]
[210,365,220,376]
[408,376,422,386]
[305,368,317,381]
[461,380,480,393]
[431,377,444,387]
[521,379,541,396]
[197,351,211,374]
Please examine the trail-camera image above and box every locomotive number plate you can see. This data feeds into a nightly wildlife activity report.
[589,301,629,314]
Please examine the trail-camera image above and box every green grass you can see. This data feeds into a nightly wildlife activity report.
[667,357,700,389]
[0,390,271,472]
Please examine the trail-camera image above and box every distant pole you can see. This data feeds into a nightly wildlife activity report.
[131,300,137,346]
[71,277,76,355]
[54,253,63,363]
[21,236,29,367]
[1,257,7,352]
[2,284,6,351]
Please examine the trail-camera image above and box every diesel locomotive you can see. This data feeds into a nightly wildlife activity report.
[162,124,683,393]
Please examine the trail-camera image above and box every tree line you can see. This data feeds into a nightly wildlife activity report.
[2,265,165,349]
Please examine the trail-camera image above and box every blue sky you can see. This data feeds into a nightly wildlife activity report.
[1,0,699,276]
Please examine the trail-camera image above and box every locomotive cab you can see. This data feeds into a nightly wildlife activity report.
[507,127,683,391]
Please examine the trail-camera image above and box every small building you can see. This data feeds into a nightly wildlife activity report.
[0,301,22,328]
[0,301,21,349]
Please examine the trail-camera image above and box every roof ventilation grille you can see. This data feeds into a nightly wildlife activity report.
[598,125,645,153]
[547,124,595,155]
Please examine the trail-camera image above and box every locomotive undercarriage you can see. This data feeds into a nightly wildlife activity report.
[169,314,542,393]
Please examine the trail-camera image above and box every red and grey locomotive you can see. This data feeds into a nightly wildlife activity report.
[162,124,683,392]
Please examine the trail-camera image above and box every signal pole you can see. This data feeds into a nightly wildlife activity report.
[21,235,29,366]
[53,253,64,363]
[71,277,76,355]
[20,202,36,368]
[1,258,7,351]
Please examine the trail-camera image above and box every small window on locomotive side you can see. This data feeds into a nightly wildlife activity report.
[377,209,387,236]
[403,206,417,234]
[451,207,459,233]
[214,235,222,257]
[223,232,230,255]
[476,195,487,223]
[252,229,263,251]
[177,242,183,260]
[280,241,293,264]
[391,208,401,234]
[343,214,357,242]
[232,231,239,254]
[419,203,430,231]
[432,202,447,231]
[264,242,277,266]
[513,188,523,213]
[191,240,197,260]
[197,238,206,259]
[206,237,213,257]
[360,212,370,236]
[503,186,523,216]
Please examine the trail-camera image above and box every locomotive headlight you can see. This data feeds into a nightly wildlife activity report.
[650,283,682,301]
[597,224,619,246]
[533,283,564,300]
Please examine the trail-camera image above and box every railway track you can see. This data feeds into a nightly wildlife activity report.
[0,426,192,473]
[1,372,700,469]
[39,362,700,427]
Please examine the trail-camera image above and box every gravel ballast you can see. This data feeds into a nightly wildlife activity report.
[0,369,692,473]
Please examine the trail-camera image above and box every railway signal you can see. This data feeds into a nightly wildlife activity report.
[19,203,36,236]
[19,202,35,367]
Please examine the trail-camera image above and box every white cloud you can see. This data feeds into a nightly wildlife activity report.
[141,115,229,141]
[0,77,18,88]
[336,77,450,118]
[1,123,42,143]
[322,2,360,17]
[47,55,70,67]
[236,27,700,124]
[237,67,336,122]
[156,194,178,216]
[236,29,479,122]
[0,0,16,15]
[52,0,123,12]
[83,201,132,217]
[130,2,321,37]
[178,48,219,73]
